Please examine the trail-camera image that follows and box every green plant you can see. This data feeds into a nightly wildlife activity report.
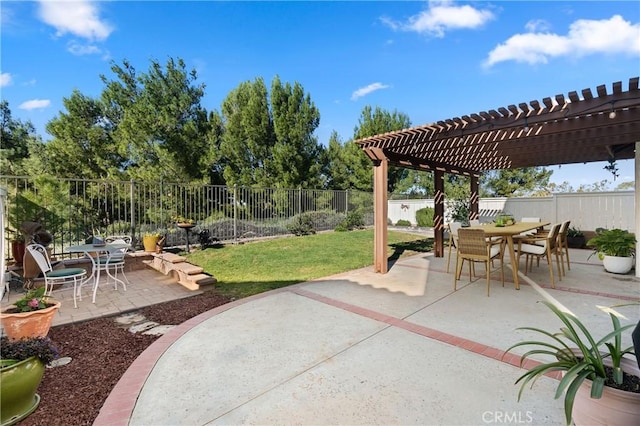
[504,301,638,426]
[172,215,195,224]
[566,226,584,238]
[335,210,365,232]
[395,219,411,227]
[0,337,59,366]
[448,198,470,226]
[10,287,52,313]
[586,228,636,258]
[287,213,316,236]
[416,207,434,227]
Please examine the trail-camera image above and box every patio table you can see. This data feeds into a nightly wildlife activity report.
[66,242,130,304]
[467,221,550,290]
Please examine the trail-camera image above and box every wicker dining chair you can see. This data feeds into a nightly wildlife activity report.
[446,222,463,273]
[515,223,563,287]
[453,228,504,296]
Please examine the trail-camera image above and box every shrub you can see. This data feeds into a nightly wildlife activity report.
[396,219,412,227]
[334,210,365,232]
[1,337,59,366]
[287,213,316,236]
[416,207,434,227]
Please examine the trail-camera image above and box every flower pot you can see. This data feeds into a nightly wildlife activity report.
[602,255,633,274]
[572,357,640,426]
[0,300,61,340]
[0,356,45,426]
[142,235,161,252]
[567,235,586,248]
[11,240,26,265]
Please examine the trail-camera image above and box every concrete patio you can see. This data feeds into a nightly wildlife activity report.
[26,246,632,426]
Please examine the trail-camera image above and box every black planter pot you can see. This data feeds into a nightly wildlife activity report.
[566,236,586,248]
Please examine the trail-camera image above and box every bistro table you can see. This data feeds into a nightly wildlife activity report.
[66,242,131,304]
[466,221,550,290]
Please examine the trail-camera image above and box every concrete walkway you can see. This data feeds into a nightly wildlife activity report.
[94,249,639,425]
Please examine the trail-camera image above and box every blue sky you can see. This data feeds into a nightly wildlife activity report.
[1,1,639,189]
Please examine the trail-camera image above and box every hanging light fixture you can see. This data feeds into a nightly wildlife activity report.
[609,102,617,119]
[523,117,530,132]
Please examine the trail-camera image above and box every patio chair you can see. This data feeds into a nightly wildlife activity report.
[557,220,571,274]
[26,243,87,308]
[515,223,562,287]
[453,228,504,296]
[446,222,463,273]
[97,236,132,291]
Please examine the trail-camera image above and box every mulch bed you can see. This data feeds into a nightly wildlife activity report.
[19,290,233,426]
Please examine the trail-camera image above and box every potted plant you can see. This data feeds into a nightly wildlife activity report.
[142,231,162,252]
[586,228,636,274]
[504,301,639,426]
[0,287,61,340]
[173,215,195,229]
[1,336,59,426]
[566,226,586,248]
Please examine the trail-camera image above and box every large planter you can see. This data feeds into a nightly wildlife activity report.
[0,301,61,340]
[142,235,161,252]
[0,356,45,426]
[572,357,640,426]
[567,235,586,248]
[11,240,26,265]
[602,255,634,274]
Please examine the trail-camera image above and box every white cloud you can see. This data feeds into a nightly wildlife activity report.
[351,83,390,101]
[525,19,551,33]
[382,0,494,38]
[38,0,113,41]
[67,40,101,56]
[484,15,640,67]
[19,99,51,110]
[0,72,12,87]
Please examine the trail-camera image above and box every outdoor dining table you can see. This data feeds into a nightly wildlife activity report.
[65,242,131,304]
[466,221,550,290]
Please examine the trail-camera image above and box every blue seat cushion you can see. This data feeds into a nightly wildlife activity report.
[46,268,86,278]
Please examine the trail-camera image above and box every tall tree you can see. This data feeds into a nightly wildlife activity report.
[44,90,121,179]
[324,131,372,191]
[105,58,211,181]
[481,167,552,197]
[352,106,412,193]
[219,78,275,187]
[270,76,323,188]
[0,101,39,175]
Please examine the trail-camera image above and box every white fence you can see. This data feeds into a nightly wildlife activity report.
[389,191,635,233]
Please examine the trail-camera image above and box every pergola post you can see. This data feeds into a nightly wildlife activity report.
[373,158,388,273]
[634,142,640,277]
[434,169,445,257]
[470,176,479,221]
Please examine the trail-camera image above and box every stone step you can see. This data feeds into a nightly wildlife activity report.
[152,252,187,263]
[172,263,203,275]
[189,273,217,286]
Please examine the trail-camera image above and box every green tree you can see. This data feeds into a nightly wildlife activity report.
[481,167,552,197]
[270,76,324,188]
[352,105,412,192]
[105,58,211,181]
[324,131,372,190]
[219,77,275,187]
[0,101,39,175]
[44,90,121,179]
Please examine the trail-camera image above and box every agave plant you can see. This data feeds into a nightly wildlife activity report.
[504,301,636,426]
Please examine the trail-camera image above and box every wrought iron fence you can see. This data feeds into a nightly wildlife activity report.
[1,176,374,261]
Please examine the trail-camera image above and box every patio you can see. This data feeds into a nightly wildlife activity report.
[54,245,637,425]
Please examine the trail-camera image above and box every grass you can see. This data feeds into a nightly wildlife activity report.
[186,229,433,299]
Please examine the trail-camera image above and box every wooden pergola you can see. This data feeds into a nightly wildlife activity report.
[355,77,640,274]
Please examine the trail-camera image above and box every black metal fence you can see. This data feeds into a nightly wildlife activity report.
[1,176,374,260]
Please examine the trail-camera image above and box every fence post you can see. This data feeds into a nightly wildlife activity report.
[345,190,349,214]
[130,180,135,244]
[233,185,238,245]
[298,186,302,215]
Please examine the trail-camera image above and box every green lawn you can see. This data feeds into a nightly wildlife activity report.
[186,229,433,299]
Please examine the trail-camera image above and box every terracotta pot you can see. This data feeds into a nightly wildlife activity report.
[572,357,640,426]
[0,356,45,426]
[11,240,26,265]
[0,300,61,340]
